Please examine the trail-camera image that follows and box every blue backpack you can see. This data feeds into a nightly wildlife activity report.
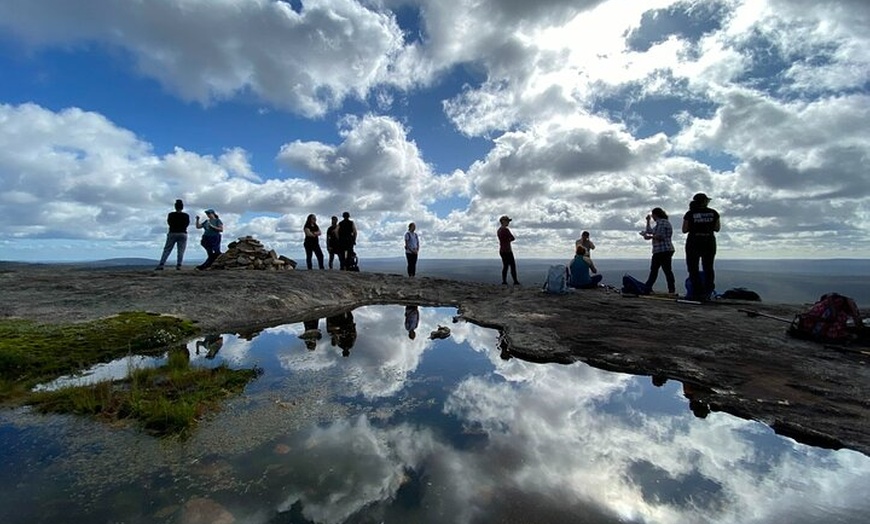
[543,265,569,294]
[621,274,650,295]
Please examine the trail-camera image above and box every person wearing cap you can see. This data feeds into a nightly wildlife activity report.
[497,215,521,285]
[155,199,190,270]
[195,208,224,270]
[682,193,720,300]
[642,207,676,294]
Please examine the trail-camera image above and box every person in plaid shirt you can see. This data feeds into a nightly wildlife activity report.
[642,207,676,294]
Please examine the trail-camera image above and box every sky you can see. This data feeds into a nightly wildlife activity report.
[0,0,868,263]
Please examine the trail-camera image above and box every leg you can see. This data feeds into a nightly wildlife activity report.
[327,249,335,269]
[176,233,187,268]
[157,234,175,267]
[685,245,702,300]
[314,245,325,269]
[410,252,418,276]
[700,244,716,297]
[507,252,519,284]
[338,248,347,270]
[645,252,662,290]
[500,253,509,284]
[661,251,676,293]
[305,244,314,270]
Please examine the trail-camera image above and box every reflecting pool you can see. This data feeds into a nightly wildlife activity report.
[2,305,869,524]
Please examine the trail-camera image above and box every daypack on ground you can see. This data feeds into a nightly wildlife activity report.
[543,265,569,294]
[788,293,861,343]
[721,287,761,301]
[345,251,360,272]
[621,274,650,295]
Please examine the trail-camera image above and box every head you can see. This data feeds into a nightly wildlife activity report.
[342,211,350,219]
[499,215,512,226]
[692,193,711,207]
[331,215,338,224]
[306,213,316,225]
[581,231,589,239]
[204,208,216,218]
[651,207,667,220]
[408,222,416,231]
[408,330,416,340]
[576,244,587,256]
[174,199,184,211]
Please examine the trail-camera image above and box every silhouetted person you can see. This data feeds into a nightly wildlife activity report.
[404,222,419,277]
[642,207,676,294]
[337,211,357,270]
[682,193,720,300]
[497,215,520,285]
[303,214,325,270]
[326,215,339,269]
[155,199,190,270]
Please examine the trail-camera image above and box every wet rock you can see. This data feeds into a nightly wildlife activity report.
[430,325,451,339]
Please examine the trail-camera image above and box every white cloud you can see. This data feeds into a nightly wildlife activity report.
[0,0,405,118]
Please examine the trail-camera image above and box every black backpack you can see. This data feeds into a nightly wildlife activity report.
[721,287,761,301]
[621,274,650,295]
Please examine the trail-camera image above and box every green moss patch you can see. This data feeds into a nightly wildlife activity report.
[28,348,261,437]
[0,312,199,398]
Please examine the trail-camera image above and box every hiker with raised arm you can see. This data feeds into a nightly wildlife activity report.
[642,207,676,294]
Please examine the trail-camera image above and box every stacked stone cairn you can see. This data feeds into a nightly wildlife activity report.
[211,236,297,270]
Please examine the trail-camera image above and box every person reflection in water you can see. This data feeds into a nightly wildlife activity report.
[404,305,419,340]
[195,334,224,359]
[682,382,711,419]
[327,310,357,357]
[300,317,322,351]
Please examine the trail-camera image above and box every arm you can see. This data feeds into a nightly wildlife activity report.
[304,226,314,238]
[713,216,721,233]
[681,218,690,234]
[586,256,598,274]
[212,219,224,233]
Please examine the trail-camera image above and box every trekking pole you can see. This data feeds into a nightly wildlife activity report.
[738,309,792,323]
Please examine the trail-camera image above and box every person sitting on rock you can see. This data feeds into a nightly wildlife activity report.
[567,244,603,289]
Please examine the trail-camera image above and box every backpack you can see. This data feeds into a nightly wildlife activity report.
[621,274,650,295]
[542,265,569,294]
[345,251,360,272]
[789,293,861,343]
[721,287,761,301]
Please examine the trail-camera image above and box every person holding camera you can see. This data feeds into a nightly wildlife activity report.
[641,207,676,294]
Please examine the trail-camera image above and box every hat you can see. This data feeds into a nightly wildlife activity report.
[692,193,710,204]
[204,208,215,214]
[499,215,512,223]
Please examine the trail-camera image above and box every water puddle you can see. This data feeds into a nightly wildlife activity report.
[3,305,869,524]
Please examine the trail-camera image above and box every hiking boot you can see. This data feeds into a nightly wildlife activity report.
[154,266,164,271]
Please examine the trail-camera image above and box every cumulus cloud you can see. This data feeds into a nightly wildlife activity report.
[0,0,405,117]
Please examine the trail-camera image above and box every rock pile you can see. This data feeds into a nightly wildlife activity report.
[211,236,297,270]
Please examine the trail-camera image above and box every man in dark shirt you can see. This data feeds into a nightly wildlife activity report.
[336,211,357,270]
[155,199,191,270]
[682,193,720,300]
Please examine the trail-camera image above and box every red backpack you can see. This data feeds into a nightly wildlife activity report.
[789,293,862,343]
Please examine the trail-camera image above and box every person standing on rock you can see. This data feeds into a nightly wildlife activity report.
[641,207,676,294]
[337,211,357,271]
[303,214,325,270]
[404,222,419,277]
[326,215,339,269]
[682,193,720,300]
[497,215,520,286]
[195,208,224,270]
[575,231,595,258]
[155,199,190,270]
